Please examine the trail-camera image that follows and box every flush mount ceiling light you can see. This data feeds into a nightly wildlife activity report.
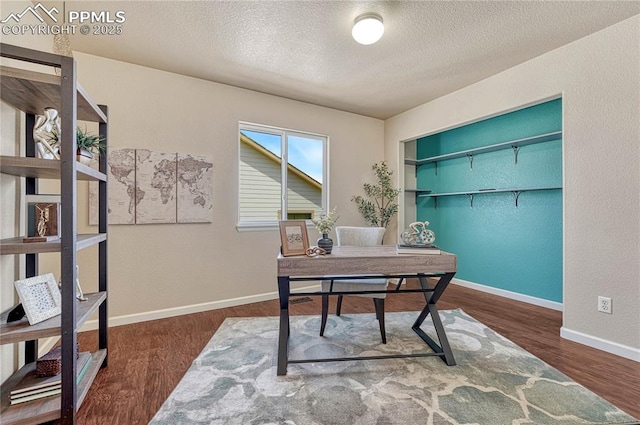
[352,13,384,45]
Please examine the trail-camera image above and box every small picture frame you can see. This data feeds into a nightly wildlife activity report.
[14,273,62,325]
[279,220,310,256]
[24,202,61,242]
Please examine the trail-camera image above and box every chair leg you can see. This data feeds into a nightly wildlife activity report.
[336,295,343,316]
[320,294,329,336]
[373,298,387,344]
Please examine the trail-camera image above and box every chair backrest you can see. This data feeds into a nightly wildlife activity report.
[336,226,386,247]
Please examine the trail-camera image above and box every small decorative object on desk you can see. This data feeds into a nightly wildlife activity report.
[279,220,310,256]
[13,273,61,325]
[401,221,436,246]
[305,246,327,257]
[311,207,339,254]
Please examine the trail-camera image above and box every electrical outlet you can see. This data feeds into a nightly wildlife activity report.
[598,296,612,314]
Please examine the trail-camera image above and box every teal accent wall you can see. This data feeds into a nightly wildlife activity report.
[415,99,563,302]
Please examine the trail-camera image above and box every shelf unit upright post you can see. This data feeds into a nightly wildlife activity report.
[59,53,80,423]
[0,43,108,425]
[24,112,39,364]
[98,105,108,365]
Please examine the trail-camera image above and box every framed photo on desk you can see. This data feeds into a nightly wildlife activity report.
[279,220,309,256]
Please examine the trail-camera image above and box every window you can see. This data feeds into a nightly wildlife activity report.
[238,123,328,228]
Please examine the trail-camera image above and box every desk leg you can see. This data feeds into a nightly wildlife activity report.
[412,272,456,366]
[277,276,290,376]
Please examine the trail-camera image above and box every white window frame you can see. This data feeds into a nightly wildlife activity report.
[237,122,329,231]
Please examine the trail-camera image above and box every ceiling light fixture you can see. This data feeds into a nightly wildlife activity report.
[352,13,384,45]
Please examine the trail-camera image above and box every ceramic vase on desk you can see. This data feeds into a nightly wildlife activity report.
[311,207,339,254]
[317,233,333,254]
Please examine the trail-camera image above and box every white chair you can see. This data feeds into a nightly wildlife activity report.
[320,226,388,343]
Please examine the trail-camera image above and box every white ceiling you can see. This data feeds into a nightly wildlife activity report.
[56,1,640,119]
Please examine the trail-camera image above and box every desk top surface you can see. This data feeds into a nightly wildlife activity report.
[277,245,456,277]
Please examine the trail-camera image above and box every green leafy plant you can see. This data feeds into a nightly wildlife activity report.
[351,161,401,228]
[311,207,339,235]
[49,127,106,156]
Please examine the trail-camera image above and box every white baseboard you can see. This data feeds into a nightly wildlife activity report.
[561,326,640,363]
[452,278,639,362]
[80,284,320,332]
[451,278,564,311]
[83,279,561,332]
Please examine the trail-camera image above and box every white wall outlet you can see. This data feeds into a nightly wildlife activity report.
[598,296,612,314]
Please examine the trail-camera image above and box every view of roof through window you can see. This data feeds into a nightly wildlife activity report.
[241,130,323,183]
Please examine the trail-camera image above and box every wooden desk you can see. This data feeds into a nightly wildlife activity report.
[276,245,457,375]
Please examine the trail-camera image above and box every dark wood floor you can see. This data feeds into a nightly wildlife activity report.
[68,283,639,424]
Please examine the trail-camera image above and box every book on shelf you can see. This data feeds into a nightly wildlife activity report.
[9,352,92,405]
[10,388,61,405]
[396,244,441,255]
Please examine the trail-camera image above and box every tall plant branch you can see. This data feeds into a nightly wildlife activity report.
[351,161,401,228]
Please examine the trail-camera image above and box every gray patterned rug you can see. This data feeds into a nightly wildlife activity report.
[150,309,638,425]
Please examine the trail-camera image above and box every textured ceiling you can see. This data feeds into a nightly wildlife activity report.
[49,1,640,119]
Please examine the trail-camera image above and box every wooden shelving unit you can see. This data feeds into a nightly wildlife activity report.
[0,156,106,181]
[0,350,107,425]
[0,44,108,425]
[0,293,106,345]
[0,234,107,256]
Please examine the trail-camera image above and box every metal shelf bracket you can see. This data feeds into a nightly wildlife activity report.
[467,154,473,170]
[512,145,520,164]
[512,190,521,207]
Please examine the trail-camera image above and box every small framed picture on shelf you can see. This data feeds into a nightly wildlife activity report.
[24,202,61,242]
[279,220,310,256]
[14,273,62,325]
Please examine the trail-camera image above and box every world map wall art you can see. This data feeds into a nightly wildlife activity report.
[89,148,214,225]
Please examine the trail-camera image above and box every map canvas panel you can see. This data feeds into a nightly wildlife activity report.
[177,154,213,223]
[135,150,177,224]
[89,148,136,225]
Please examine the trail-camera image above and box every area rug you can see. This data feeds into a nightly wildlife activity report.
[150,309,638,425]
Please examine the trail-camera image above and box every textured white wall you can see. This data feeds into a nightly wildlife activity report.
[385,16,640,355]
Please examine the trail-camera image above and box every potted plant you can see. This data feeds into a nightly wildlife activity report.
[352,161,401,229]
[311,207,339,253]
[48,127,106,165]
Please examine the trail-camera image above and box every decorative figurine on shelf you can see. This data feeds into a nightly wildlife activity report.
[36,205,48,237]
[33,107,61,160]
[75,265,87,301]
[35,203,56,237]
[311,207,339,254]
[401,221,436,246]
[58,265,88,301]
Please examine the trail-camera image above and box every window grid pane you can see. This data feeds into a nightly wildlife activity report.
[239,124,327,226]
